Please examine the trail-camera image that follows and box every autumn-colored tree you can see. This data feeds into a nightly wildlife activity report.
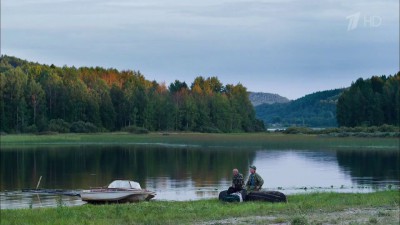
[0,55,264,133]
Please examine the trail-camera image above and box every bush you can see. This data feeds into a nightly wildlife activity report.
[48,119,71,133]
[122,125,149,134]
[283,127,313,134]
[366,126,379,133]
[254,119,266,132]
[37,131,59,135]
[25,125,38,133]
[368,217,378,224]
[70,121,98,133]
[378,124,399,132]
[319,128,340,134]
[291,216,308,225]
[294,125,400,137]
[200,126,221,133]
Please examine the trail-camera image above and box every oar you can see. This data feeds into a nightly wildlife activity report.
[36,176,42,190]
[36,176,43,207]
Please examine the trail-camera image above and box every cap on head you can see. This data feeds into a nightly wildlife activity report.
[249,165,256,170]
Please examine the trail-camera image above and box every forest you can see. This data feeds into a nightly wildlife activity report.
[336,73,400,127]
[255,89,344,127]
[0,55,265,133]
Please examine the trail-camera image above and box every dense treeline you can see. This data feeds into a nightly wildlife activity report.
[336,73,400,127]
[255,89,344,127]
[0,55,264,133]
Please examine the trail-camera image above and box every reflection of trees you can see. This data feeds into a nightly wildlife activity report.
[336,150,400,184]
[0,146,256,190]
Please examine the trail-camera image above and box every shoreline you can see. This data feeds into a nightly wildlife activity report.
[1,132,398,150]
[1,191,399,224]
[2,185,398,211]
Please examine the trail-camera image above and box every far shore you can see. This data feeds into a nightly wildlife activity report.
[1,132,398,150]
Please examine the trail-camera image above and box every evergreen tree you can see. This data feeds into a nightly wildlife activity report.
[336,73,400,127]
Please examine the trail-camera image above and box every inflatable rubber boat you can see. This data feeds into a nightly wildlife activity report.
[219,190,287,203]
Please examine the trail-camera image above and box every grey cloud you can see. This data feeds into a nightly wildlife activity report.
[2,0,398,99]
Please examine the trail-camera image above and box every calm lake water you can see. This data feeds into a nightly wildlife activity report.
[1,145,399,209]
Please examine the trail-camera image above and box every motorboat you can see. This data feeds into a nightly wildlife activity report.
[80,180,156,203]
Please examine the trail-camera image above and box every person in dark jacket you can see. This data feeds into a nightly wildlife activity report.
[246,165,264,192]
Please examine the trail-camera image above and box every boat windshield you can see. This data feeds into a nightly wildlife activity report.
[129,181,141,189]
[108,180,141,189]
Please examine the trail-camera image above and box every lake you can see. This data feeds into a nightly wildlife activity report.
[1,145,399,209]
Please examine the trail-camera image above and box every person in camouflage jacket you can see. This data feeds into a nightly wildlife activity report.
[227,168,244,194]
[246,165,264,192]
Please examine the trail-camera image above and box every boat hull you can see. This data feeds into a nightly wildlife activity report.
[218,190,287,203]
[81,189,155,203]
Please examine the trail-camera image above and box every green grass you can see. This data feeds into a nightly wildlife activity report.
[1,191,399,225]
[1,132,398,150]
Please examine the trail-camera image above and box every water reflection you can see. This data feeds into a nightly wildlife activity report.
[252,150,353,188]
[336,150,400,184]
[1,146,399,209]
[0,191,84,209]
[0,146,255,191]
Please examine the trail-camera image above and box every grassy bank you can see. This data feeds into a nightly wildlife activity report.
[1,132,398,150]
[1,191,399,225]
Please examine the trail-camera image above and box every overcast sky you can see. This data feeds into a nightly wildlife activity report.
[1,0,399,99]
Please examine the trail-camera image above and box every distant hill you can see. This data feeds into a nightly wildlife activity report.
[255,89,345,127]
[248,92,290,106]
